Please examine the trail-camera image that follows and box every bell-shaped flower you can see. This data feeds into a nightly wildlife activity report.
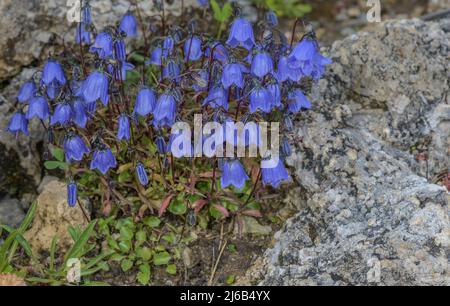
[162,60,181,82]
[251,52,274,78]
[261,159,290,188]
[114,39,127,62]
[134,87,156,116]
[90,32,114,59]
[119,12,138,37]
[136,162,149,186]
[184,36,202,61]
[155,136,167,154]
[287,38,317,69]
[226,18,255,50]
[249,87,272,113]
[267,82,282,109]
[82,71,109,105]
[42,60,66,86]
[67,182,77,207]
[221,63,244,89]
[73,99,88,128]
[205,42,228,65]
[220,159,249,189]
[7,112,29,136]
[64,133,90,162]
[50,103,73,126]
[203,87,228,110]
[153,93,177,128]
[90,147,117,175]
[162,36,175,57]
[281,137,292,158]
[76,22,91,44]
[117,114,131,141]
[288,89,311,113]
[26,96,50,120]
[17,82,37,103]
[277,56,303,82]
[147,47,163,66]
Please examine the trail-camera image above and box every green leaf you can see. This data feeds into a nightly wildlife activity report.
[118,240,132,253]
[44,160,67,170]
[226,274,236,285]
[228,244,237,253]
[162,232,176,244]
[135,230,147,243]
[64,220,97,265]
[168,200,187,215]
[136,247,152,261]
[137,263,151,285]
[143,216,161,228]
[51,147,65,162]
[210,0,232,23]
[153,251,171,266]
[119,226,134,242]
[49,236,58,272]
[121,258,133,272]
[166,264,177,275]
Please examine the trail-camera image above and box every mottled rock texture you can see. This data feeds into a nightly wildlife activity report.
[240,18,449,286]
[24,180,89,254]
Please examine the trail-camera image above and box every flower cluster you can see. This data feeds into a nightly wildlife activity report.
[6,1,330,215]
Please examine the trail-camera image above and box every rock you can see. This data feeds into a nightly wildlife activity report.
[24,180,89,254]
[0,0,200,82]
[0,198,25,228]
[0,274,26,286]
[241,18,450,286]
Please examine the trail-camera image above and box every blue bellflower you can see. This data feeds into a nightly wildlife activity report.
[261,159,290,188]
[162,36,175,57]
[197,0,209,7]
[50,103,72,126]
[287,38,317,69]
[249,87,272,113]
[147,47,163,66]
[226,18,255,50]
[162,60,181,82]
[221,63,244,89]
[205,42,228,65]
[184,36,202,61]
[117,114,131,141]
[7,112,29,136]
[76,23,91,44]
[134,87,156,116]
[155,136,167,154]
[251,52,274,78]
[203,87,228,110]
[73,99,88,128]
[136,162,149,186]
[288,89,311,113]
[90,147,117,175]
[220,159,249,189]
[115,39,127,62]
[26,96,50,120]
[17,82,37,103]
[153,93,177,128]
[119,12,138,37]
[281,137,292,157]
[267,82,282,108]
[90,32,114,59]
[64,134,90,162]
[277,56,302,82]
[82,71,109,105]
[67,182,77,207]
[42,60,66,86]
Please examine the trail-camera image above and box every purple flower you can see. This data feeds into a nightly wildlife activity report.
[64,134,90,162]
[76,22,91,44]
[7,112,29,136]
[267,82,282,108]
[162,60,181,82]
[117,114,131,141]
[281,137,292,157]
[82,71,109,105]
[119,12,138,37]
[192,69,209,92]
[26,96,50,120]
[153,93,177,128]
[134,87,156,117]
[249,87,272,113]
[147,47,163,65]
[197,0,209,7]
[311,53,332,80]
[251,52,274,78]
[17,82,37,103]
[136,162,148,186]
[184,36,202,61]
[222,63,244,89]
[67,182,77,207]
[46,81,61,100]
[73,99,88,128]
[261,159,290,188]
[277,56,302,82]
[220,159,249,189]
[109,61,134,82]
[42,60,66,86]
[90,32,114,59]
[81,4,92,24]
[90,148,117,175]
[162,36,175,57]
[205,43,228,64]
[114,39,127,62]
[266,11,278,27]
[50,103,72,126]
[287,38,317,69]
[156,136,167,154]
[288,89,311,113]
[203,87,228,110]
[226,18,255,50]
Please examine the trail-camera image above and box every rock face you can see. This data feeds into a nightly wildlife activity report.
[24,180,89,254]
[242,19,450,286]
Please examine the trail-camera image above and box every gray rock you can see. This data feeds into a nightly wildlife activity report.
[0,198,25,228]
[241,18,450,286]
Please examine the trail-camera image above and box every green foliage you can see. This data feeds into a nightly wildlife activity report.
[253,0,312,18]
[210,0,233,38]
[27,220,111,286]
[44,146,68,170]
[0,201,37,274]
